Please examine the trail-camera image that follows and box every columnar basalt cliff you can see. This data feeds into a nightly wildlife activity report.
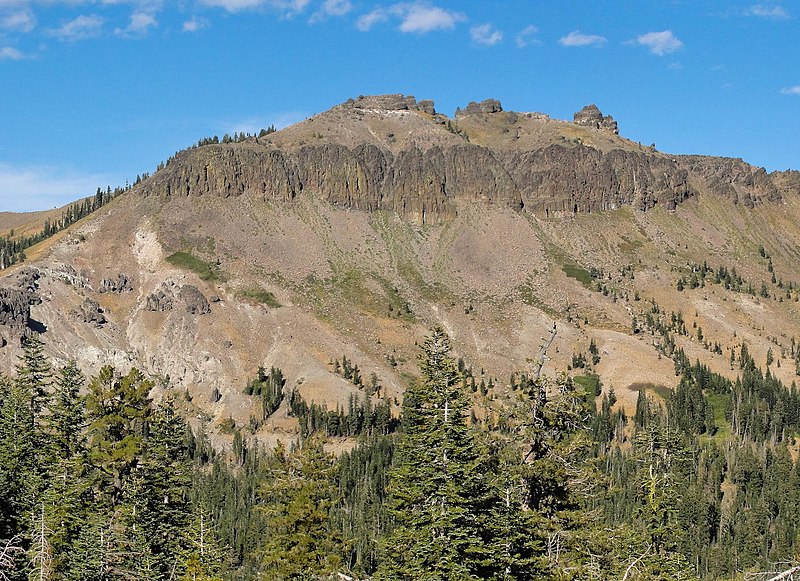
[137,95,799,221]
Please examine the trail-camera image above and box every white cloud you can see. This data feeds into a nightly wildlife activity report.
[310,0,352,23]
[182,17,208,32]
[357,2,464,34]
[470,23,501,46]
[633,30,683,55]
[199,0,310,16]
[1,10,35,32]
[745,4,790,19]
[397,3,463,33]
[0,46,23,59]
[0,162,112,212]
[515,24,539,48]
[115,10,156,35]
[49,14,103,40]
[559,30,607,47]
[780,86,800,94]
[356,7,388,31]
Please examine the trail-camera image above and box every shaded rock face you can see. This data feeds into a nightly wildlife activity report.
[0,288,35,328]
[573,104,619,134]
[145,283,210,315]
[505,145,693,212]
[677,156,783,207]
[0,267,42,343]
[73,298,106,327]
[145,287,174,312]
[99,273,133,294]
[136,96,799,219]
[456,98,503,116]
[143,143,523,224]
[178,285,210,315]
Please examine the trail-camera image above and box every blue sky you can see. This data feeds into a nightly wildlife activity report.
[0,0,798,211]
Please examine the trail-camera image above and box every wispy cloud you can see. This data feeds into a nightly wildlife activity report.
[182,17,208,32]
[515,24,539,48]
[0,46,24,60]
[470,23,502,46]
[0,162,113,212]
[559,30,607,47]
[780,85,800,95]
[632,30,683,55]
[1,10,35,33]
[115,10,157,36]
[49,14,104,41]
[745,4,790,19]
[357,2,465,34]
[356,8,388,31]
[310,0,352,23]
[199,0,310,16]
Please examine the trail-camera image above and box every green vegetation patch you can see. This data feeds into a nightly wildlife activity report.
[166,251,221,281]
[631,382,673,401]
[237,287,282,308]
[703,392,732,444]
[573,373,601,405]
[561,263,593,288]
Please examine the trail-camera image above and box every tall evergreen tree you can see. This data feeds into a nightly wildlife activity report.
[377,327,491,581]
[260,438,347,579]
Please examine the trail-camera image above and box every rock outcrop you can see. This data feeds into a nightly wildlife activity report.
[142,143,523,224]
[505,145,692,212]
[573,104,619,134]
[179,285,211,315]
[73,298,107,327]
[145,286,174,312]
[456,99,503,116]
[98,273,133,293]
[134,95,800,219]
[676,155,783,207]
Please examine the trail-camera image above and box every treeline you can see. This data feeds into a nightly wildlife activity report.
[7,328,800,579]
[591,341,800,579]
[0,187,123,270]
[191,126,276,149]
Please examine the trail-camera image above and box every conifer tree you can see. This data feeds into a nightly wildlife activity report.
[260,438,347,579]
[377,327,491,580]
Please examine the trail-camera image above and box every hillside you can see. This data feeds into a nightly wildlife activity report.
[4,94,800,580]
[1,94,799,445]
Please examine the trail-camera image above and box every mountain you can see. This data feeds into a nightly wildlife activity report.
[2,93,800,448]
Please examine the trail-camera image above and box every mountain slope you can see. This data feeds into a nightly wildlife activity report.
[2,94,800,447]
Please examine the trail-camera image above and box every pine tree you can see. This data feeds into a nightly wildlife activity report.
[260,438,347,579]
[377,327,491,580]
[85,366,152,506]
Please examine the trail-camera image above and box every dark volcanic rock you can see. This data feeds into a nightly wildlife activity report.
[457,99,503,116]
[676,155,783,207]
[179,285,211,315]
[0,287,34,328]
[145,287,174,312]
[505,145,693,212]
[99,273,133,294]
[144,142,522,224]
[136,96,800,219]
[573,104,619,134]
[73,298,107,327]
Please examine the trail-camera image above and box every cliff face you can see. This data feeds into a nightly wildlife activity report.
[143,142,523,224]
[504,145,693,212]
[677,155,785,207]
[137,96,797,222]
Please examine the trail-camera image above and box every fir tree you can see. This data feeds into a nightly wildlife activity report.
[377,327,491,580]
